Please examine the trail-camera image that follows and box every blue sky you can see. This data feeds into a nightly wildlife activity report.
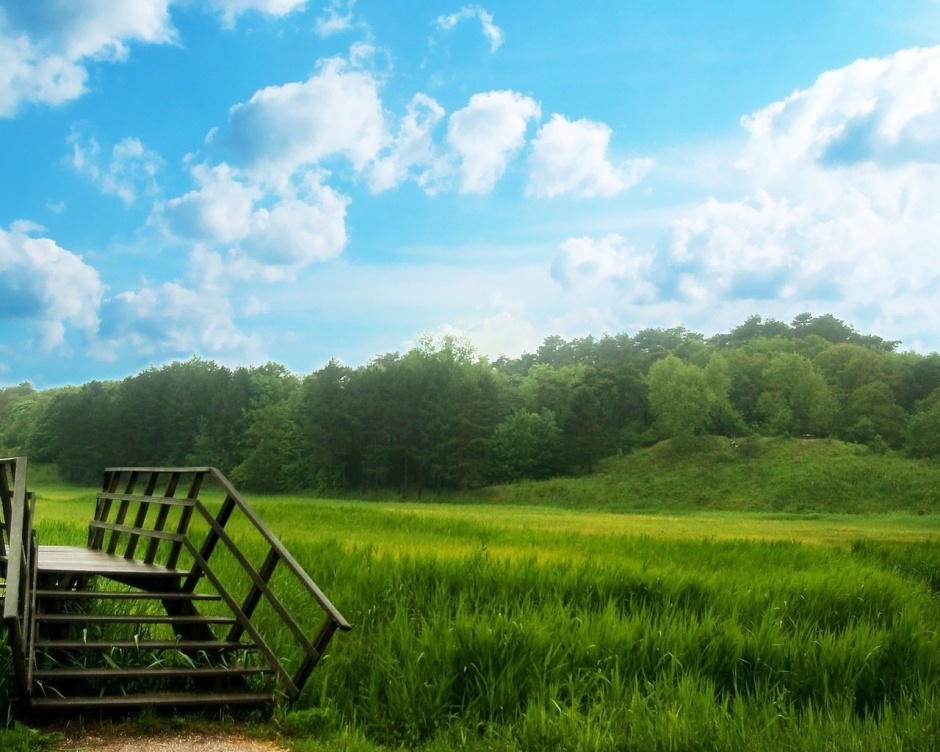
[2,0,940,387]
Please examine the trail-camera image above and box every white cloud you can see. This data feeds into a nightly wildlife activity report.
[315,0,355,37]
[204,0,308,28]
[527,114,653,198]
[228,175,349,280]
[218,56,386,180]
[740,45,940,179]
[620,45,940,339]
[160,163,349,281]
[0,221,104,348]
[552,234,656,301]
[94,282,263,363]
[436,6,504,52]
[367,93,445,192]
[435,310,543,361]
[67,129,164,206]
[437,90,541,194]
[162,163,261,245]
[0,1,176,117]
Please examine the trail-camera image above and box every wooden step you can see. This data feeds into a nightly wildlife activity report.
[37,614,236,626]
[36,590,220,601]
[34,639,254,652]
[34,666,270,681]
[29,691,273,710]
[37,546,190,577]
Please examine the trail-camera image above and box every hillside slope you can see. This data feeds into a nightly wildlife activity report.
[478,437,940,514]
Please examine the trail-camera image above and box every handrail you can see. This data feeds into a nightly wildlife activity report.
[99,466,351,701]
[1,457,37,706]
[208,470,351,631]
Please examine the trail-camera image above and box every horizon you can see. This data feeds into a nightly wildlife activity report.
[2,1,940,389]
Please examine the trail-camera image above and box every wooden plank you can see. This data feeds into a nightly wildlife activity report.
[34,639,254,651]
[33,666,269,680]
[35,590,220,601]
[37,614,236,626]
[98,493,197,507]
[88,522,183,543]
[36,546,189,577]
[0,459,12,555]
[29,691,272,709]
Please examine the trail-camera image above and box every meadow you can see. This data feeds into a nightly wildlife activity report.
[11,452,940,752]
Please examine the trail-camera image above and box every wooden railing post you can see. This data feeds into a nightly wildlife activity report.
[2,457,37,709]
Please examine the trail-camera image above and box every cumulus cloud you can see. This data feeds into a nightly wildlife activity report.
[435,310,543,361]
[218,56,385,180]
[315,0,355,36]
[160,163,349,281]
[527,115,653,198]
[584,45,940,339]
[204,0,309,28]
[67,128,164,206]
[436,90,540,194]
[367,93,445,192]
[94,281,262,362]
[552,234,656,300]
[673,46,940,308]
[162,163,261,245]
[436,6,504,52]
[740,46,940,177]
[0,221,104,348]
[657,192,869,304]
[0,1,176,117]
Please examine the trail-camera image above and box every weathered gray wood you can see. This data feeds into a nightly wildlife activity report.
[34,638,256,651]
[29,691,272,710]
[34,666,269,680]
[35,589,220,601]
[37,546,189,578]
[37,613,236,626]
[9,463,349,716]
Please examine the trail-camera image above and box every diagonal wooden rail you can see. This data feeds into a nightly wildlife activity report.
[1,459,351,716]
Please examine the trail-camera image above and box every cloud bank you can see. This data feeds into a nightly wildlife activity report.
[555,45,940,343]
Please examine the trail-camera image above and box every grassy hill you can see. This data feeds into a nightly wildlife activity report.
[476,436,940,514]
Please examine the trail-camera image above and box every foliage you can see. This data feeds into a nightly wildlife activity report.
[486,409,562,482]
[906,402,940,458]
[2,312,936,492]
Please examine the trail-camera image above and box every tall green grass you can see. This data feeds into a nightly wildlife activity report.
[13,479,940,750]
[251,512,940,751]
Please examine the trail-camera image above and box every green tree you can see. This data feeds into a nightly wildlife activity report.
[31,382,119,483]
[487,409,562,482]
[907,403,940,458]
[646,356,715,438]
[230,364,301,491]
[756,353,837,437]
[841,381,908,448]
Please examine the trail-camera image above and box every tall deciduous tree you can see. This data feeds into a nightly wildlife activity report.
[756,353,837,437]
[487,409,562,482]
[647,356,718,438]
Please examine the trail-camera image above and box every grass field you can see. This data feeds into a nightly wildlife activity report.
[7,465,938,751]
[4,440,940,750]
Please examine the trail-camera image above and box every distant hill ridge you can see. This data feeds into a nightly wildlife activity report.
[480,436,940,515]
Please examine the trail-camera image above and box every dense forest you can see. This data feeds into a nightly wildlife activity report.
[3,312,940,492]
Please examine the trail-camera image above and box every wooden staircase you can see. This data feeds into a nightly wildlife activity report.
[0,458,351,718]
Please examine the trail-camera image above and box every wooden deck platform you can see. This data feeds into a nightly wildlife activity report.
[2,460,351,718]
[37,545,190,578]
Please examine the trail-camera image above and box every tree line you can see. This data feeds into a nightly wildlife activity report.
[2,312,940,492]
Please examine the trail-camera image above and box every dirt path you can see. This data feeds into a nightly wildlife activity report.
[57,731,288,752]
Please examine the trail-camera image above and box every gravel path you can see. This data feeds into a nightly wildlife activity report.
[57,731,288,752]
